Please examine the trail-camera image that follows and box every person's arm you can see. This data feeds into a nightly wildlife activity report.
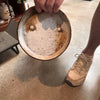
[34,0,64,13]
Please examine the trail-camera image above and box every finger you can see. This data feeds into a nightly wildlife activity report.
[34,0,42,13]
[46,0,55,13]
[39,0,47,12]
[53,0,64,13]
[35,0,47,12]
[35,6,42,13]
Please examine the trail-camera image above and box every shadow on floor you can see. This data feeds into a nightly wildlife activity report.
[14,55,42,81]
[38,58,68,87]
[0,49,18,65]
[14,55,69,87]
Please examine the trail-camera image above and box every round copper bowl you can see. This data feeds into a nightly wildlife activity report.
[18,7,71,60]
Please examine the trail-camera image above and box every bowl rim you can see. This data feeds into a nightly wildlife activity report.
[18,6,72,61]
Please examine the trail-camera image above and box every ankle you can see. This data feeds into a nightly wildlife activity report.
[82,50,94,56]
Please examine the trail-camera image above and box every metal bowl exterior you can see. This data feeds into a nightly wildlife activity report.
[18,6,71,61]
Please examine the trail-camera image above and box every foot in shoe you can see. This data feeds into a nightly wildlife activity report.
[65,53,93,87]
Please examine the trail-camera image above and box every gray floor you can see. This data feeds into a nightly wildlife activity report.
[0,0,100,100]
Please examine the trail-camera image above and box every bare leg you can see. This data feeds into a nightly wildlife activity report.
[83,3,100,56]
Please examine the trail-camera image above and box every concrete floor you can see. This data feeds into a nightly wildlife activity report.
[0,0,100,100]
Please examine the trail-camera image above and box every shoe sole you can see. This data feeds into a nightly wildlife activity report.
[64,76,81,87]
[65,74,85,87]
[65,80,79,87]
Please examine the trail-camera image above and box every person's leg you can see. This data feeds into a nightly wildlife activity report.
[83,3,100,56]
[65,3,100,87]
